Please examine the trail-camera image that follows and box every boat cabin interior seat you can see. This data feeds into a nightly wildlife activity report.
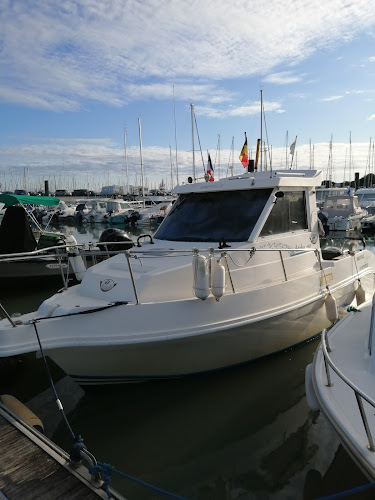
[0,205,37,254]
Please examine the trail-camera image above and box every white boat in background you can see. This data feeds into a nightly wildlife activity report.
[134,200,173,226]
[319,192,366,231]
[81,199,111,224]
[0,193,135,287]
[315,187,351,210]
[306,292,375,481]
[1,168,375,385]
[56,200,78,222]
[355,187,375,209]
[360,201,375,234]
[107,199,142,225]
[0,193,84,285]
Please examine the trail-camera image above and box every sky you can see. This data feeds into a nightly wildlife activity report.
[2,0,375,193]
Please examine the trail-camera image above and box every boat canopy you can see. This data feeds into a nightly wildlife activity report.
[0,193,60,207]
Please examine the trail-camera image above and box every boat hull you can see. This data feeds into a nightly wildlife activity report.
[1,252,373,384]
[47,301,331,384]
[39,277,365,384]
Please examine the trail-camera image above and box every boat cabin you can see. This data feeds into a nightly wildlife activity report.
[156,170,320,245]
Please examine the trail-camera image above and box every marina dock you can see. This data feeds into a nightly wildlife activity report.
[0,401,126,500]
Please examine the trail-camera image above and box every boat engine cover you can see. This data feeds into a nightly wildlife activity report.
[97,228,134,251]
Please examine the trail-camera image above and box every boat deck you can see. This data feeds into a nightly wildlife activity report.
[0,403,126,500]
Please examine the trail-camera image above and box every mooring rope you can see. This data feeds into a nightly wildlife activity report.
[31,320,75,440]
[88,462,189,500]
[314,480,375,499]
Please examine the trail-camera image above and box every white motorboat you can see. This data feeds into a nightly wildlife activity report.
[319,192,366,231]
[355,187,375,209]
[360,201,375,234]
[1,169,375,385]
[107,199,142,225]
[315,187,351,210]
[81,199,111,224]
[134,201,173,226]
[305,292,375,481]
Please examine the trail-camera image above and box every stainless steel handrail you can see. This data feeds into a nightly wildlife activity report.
[321,325,375,451]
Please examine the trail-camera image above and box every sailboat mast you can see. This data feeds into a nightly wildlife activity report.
[349,131,352,186]
[260,89,263,171]
[286,130,288,169]
[138,117,145,204]
[169,145,173,191]
[218,134,220,180]
[191,104,196,182]
[229,136,234,176]
[124,127,129,195]
[173,86,179,186]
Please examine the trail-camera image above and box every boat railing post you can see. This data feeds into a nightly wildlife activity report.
[323,354,333,387]
[223,253,235,293]
[355,392,375,451]
[57,254,68,289]
[0,303,17,327]
[125,250,139,304]
[367,292,375,355]
[278,250,288,281]
[324,328,331,353]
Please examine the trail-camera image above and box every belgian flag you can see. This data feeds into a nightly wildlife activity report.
[239,133,249,168]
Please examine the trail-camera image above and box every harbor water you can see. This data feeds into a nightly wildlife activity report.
[1,223,374,500]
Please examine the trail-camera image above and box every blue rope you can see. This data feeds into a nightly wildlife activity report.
[88,461,189,500]
[314,480,375,499]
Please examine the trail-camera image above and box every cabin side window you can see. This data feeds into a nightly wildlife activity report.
[260,191,307,236]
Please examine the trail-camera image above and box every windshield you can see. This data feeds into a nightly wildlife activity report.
[155,189,272,242]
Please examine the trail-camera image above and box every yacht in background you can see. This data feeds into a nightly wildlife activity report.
[318,191,366,231]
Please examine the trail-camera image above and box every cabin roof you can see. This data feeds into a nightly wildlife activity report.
[173,169,323,194]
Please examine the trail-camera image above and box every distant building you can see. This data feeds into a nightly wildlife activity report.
[100,185,124,196]
[128,185,149,196]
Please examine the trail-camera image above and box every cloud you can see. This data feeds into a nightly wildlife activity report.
[264,72,303,85]
[320,95,344,101]
[2,137,372,191]
[2,0,375,110]
[126,83,235,105]
[194,99,284,118]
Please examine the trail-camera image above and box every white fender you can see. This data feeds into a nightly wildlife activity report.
[193,253,210,300]
[325,293,338,323]
[1,394,44,432]
[355,283,366,306]
[211,259,226,300]
[317,218,325,236]
[65,235,86,281]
